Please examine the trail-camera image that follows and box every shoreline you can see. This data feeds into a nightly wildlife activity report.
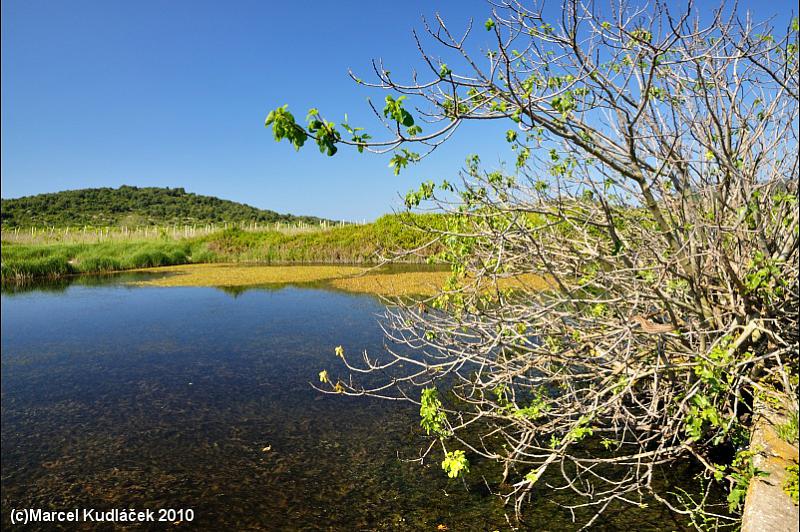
[2,262,550,298]
[1,262,452,298]
[1,215,442,284]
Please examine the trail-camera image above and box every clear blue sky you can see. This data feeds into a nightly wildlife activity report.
[1,0,795,220]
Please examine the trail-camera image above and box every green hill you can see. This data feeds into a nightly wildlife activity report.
[1,186,328,227]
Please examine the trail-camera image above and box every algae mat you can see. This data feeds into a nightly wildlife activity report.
[130,263,548,297]
[129,263,449,296]
[328,270,549,296]
[131,263,366,287]
[329,270,449,297]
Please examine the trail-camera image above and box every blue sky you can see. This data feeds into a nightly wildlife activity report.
[1,0,795,220]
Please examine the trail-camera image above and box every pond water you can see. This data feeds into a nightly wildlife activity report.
[2,275,699,530]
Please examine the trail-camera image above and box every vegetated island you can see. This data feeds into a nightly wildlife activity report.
[0,186,442,285]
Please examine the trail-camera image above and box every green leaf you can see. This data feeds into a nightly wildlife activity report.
[383,95,415,127]
[441,450,469,478]
[265,105,308,151]
[420,387,450,438]
[389,149,420,175]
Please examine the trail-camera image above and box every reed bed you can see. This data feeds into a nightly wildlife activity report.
[1,220,361,246]
[1,215,442,283]
[0,240,204,283]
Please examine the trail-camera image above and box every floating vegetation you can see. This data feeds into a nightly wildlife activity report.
[128,263,550,298]
[332,271,551,298]
[130,263,367,288]
[129,263,450,297]
[330,270,449,296]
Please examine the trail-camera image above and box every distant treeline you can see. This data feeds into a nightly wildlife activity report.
[1,186,329,227]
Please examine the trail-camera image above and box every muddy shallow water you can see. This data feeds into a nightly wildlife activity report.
[2,274,702,530]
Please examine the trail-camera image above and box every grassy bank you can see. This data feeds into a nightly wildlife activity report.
[1,214,442,283]
[200,214,441,263]
[0,240,205,283]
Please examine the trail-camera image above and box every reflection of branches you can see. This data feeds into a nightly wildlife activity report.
[305,1,797,527]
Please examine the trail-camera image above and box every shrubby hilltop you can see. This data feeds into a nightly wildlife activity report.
[0,185,328,227]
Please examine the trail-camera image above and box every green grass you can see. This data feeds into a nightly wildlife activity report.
[1,240,200,282]
[785,464,799,505]
[777,411,799,444]
[201,214,442,263]
[1,214,444,283]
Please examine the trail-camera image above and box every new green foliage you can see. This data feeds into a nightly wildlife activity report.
[420,387,450,438]
[441,450,469,478]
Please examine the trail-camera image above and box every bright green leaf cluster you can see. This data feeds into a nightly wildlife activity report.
[441,449,469,478]
[525,467,542,484]
[341,119,372,153]
[563,416,594,444]
[684,394,723,441]
[727,450,768,512]
[513,393,549,420]
[550,92,576,115]
[307,109,341,156]
[389,148,421,176]
[420,387,450,438]
[383,95,415,127]
[405,181,435,209]
[265,105,307,150]
[630,28,653,43]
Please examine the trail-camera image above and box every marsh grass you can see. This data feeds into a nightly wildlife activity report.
[1,220,357,246]
[1,214,443,283]
[199,214,441,263]
[1,240,200,282]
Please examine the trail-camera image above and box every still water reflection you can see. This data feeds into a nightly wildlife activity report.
[2,276,696,530]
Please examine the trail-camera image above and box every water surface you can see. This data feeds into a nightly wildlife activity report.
[2,276,698,530]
